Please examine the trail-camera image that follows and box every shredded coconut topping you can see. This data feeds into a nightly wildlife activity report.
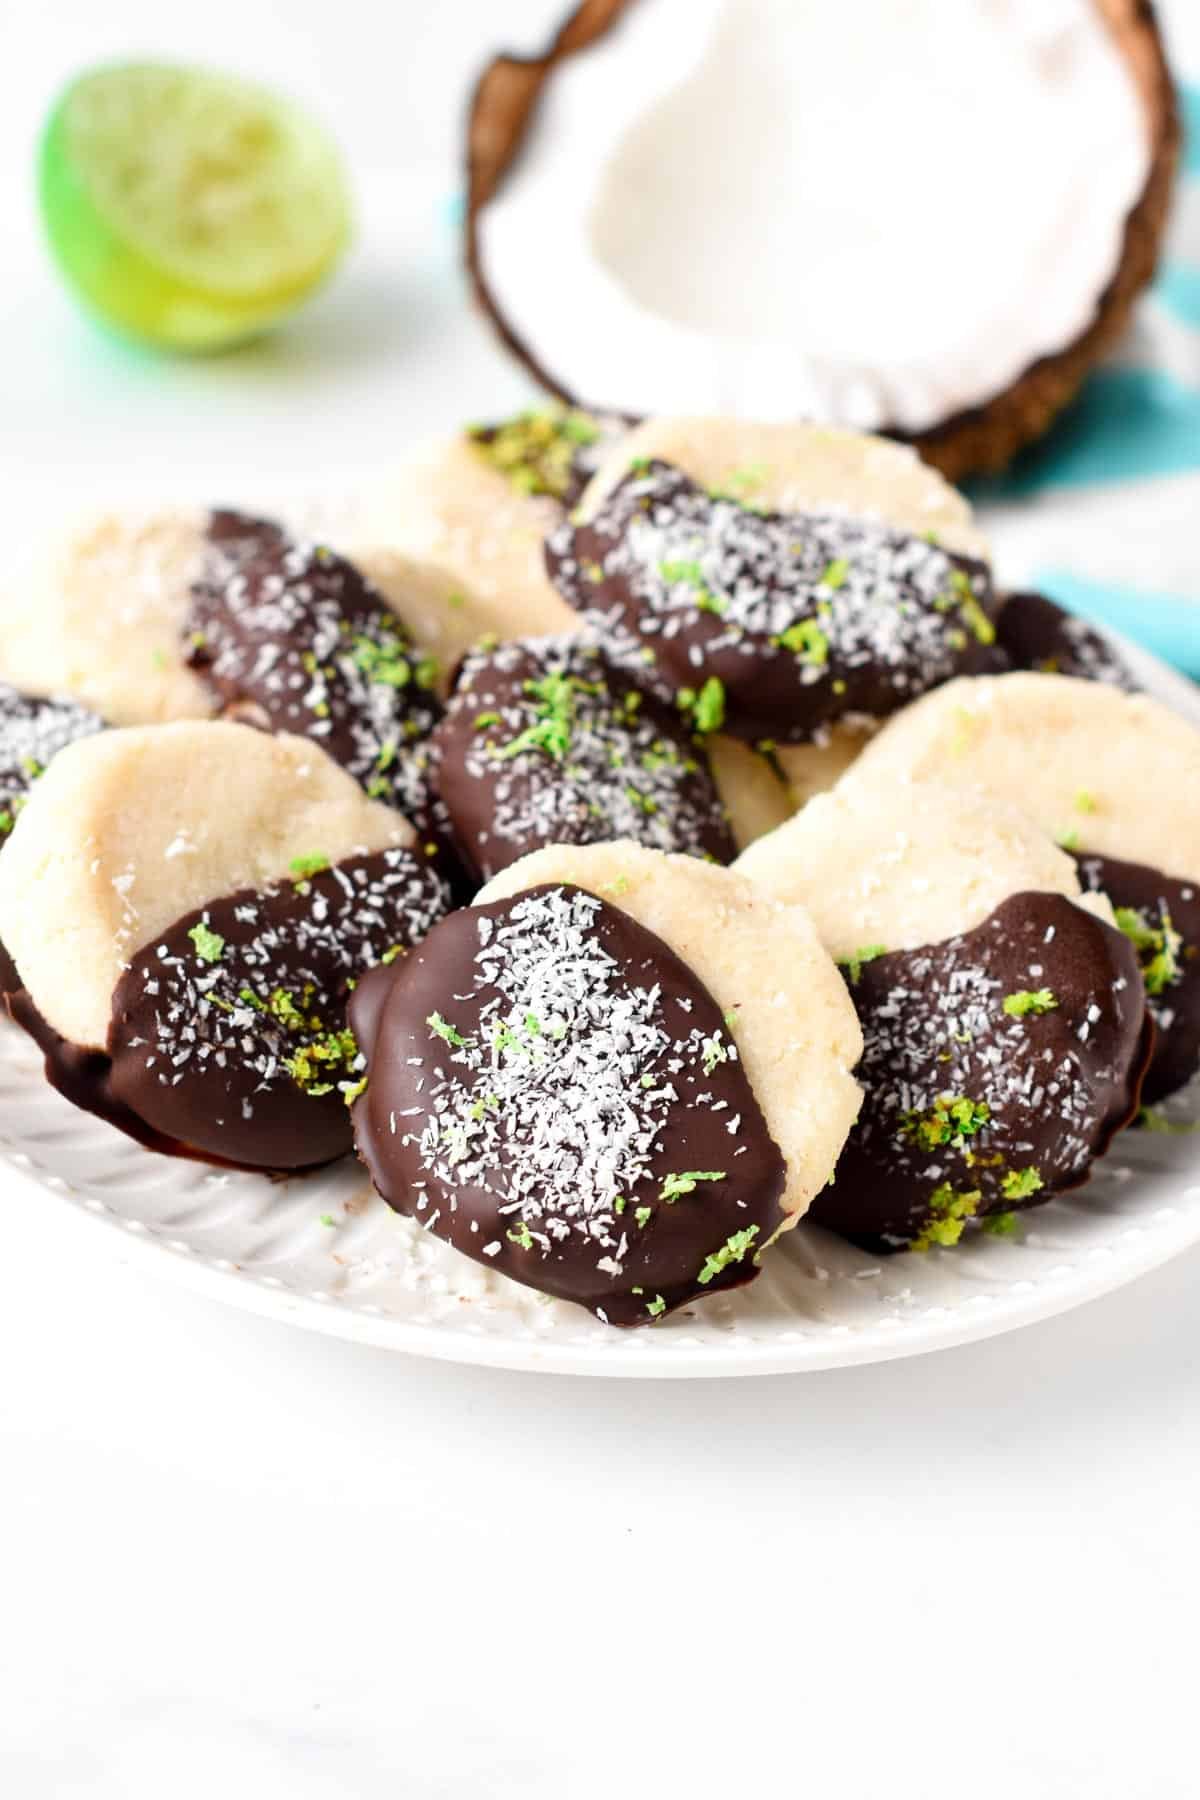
[123,848,450,1108]
[547,462,998,735]
[0,685,105,830]
[435,635,731,869]
[839,898,1141,1245]
[188,519,440,821]
[405,887,737,1257]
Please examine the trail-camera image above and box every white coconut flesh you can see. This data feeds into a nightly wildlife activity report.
[478,0,1149,431]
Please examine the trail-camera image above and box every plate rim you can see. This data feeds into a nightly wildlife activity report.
[13,1145,1200,1376]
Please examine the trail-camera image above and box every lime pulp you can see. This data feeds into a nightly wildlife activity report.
[38,61,352,352]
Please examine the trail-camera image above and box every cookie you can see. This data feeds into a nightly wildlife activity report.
[813,894,1148,1252]
[186,512,443,827]
[735,775,1101,956]
[546,457,1003,743]
[705,734,793,851]
[996,591,1137,690]
[853,671,1200,1098]
[3,509,216,725]
[0,722,448,1168]
[350,842,863,1324]
[736,776,1149,1250]
[426,635,736,881]
[774,720,876,811]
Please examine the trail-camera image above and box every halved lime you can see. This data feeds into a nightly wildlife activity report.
[38,62,351,352]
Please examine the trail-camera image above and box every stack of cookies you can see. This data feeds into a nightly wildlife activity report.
[0,411,1194,1326]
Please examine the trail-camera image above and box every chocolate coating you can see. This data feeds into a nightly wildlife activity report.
[8,986,202,1163]
[545,461,1003,743]
[427,635,736,882]
[185,513,443,828]
[996,591,1137,689]
[1075,852,1200,1103]
[0,682,106,994]
[350,883,785,1324]
[15,848,452,1171]
[811,893,1149,1253]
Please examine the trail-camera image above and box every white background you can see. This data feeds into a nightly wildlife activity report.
[2,4,1199,1795]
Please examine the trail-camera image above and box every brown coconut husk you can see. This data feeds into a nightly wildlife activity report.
[465,0,1180,483]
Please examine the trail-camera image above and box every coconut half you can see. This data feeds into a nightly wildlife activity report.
[467,0,1178,479]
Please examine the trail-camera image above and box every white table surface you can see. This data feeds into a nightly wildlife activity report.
[2,4,1199,1794]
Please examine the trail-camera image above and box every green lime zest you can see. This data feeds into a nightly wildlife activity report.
[948,570,996,645]
[352,630,412,688]
[910,1184,981,1252]
[285,1028,358,1097]
[187,921,224,964]
[697,1225,760,1285]
[469,407,598,499]
[1002,988,1058,1018]
[777,619,829,665]
[497,672,590,763]
[289,853,330,881]
[837,945,887,984]
[1115,904,1183,996]
[660,1169,726,1203]
[427,1012,468,1049]
[676,676,725,735]
[902,1095,990,1152]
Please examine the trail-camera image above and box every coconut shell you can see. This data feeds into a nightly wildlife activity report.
[465,0,1180,483]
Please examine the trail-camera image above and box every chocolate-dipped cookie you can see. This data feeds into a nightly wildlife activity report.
[996,591,1137,690]
[427,635,735,881]
[186,512,443,826]
[813,893,1148,1252]
[350,842,863,1324]
[109,847,449,1167]
[545,459,1003,743]
[736,775,1150,1249]
[1076,853,1200,1104]
[853,671,1200,1099]
[0,722,448,1169]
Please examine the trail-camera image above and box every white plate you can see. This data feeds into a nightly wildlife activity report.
[3,635,1197,1376]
